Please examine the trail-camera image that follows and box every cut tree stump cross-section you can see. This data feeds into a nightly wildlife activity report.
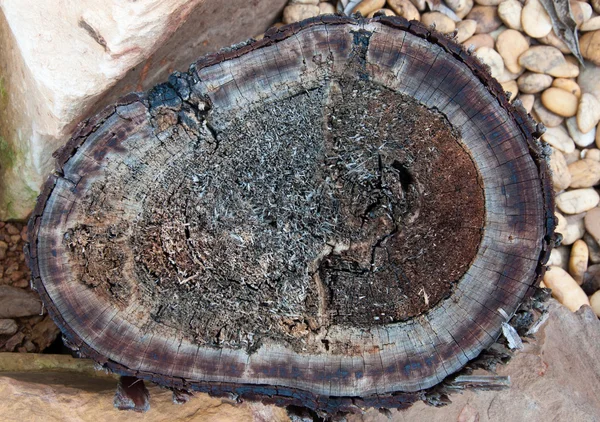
[26,15,555,414]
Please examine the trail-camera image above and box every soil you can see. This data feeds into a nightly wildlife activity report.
[66,78,485,352]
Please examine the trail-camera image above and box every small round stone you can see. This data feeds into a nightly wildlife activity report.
[498,0,522,30]
[552,78,581,98]
[0,319,17,336]
[500,80,518,101]
[567,117,596,147]
[519,94,535,113]
[475,47,504,79]
[533,98,564,128]
[541,88,579,117]
[568,158,600,188]
[283,4,320,23]
[571,1,593,26]
[561,213,586,245]
[386,0,419,20]
[352,0,386,16]
[580,16,600,32]
[456,19,478,43]
[496,29,529,74]
[521,0,552,38]
[543,266,590,311]
[466,5,502,34]
[569,239,589,284]
[577,93,600,133]
[580,30,600,66]
[549,147,571,191]
[446,0,470,11]
[519,46,579,78]
[590,291,600,317]
[421,12,456,33]
[366,8,396,17]
[585,207,600,242]
[463,33,495,50]
[456,0,475,18]
[556,188,600,214]
[517,72,553,94]
[319,2,336,14]
[474,0,502,5]
[585,149,600,161]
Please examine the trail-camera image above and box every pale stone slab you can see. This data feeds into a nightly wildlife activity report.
[0,0,286,219]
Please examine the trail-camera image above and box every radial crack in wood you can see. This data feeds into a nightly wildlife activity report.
[26,15,555,414]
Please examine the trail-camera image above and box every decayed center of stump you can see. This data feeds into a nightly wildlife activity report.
[71,78,485,351]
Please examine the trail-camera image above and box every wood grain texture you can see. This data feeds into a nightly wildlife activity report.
[26,16,555,413]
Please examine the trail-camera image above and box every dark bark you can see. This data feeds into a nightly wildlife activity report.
[26,15,555,414]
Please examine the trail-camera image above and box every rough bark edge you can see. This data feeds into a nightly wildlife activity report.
[25,15,556,416]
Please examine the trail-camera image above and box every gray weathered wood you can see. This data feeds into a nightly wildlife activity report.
[26,16,555,413]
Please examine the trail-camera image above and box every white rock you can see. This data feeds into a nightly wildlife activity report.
[521,0,552,38]
[497,0,522,30]
[584,148,600,161]
[543,266,591,312]
[475,47,504,79]
[567,117,596,147]
[497,66,524,83]
[351,0,386,16]
[386,0,420,19]
[496,29,529,74]
[561,213,586,245]
[519,46,580,78]
[319,2,336,14]
[283,3,320,22]
[518,94,535,113]
[456,20,478,43]
[421,12,456,34]
[541,125,576,153]
[569,239,589,284]
[578,61,600,100]
[547,246,569,269]
[577,93,600,133]
[0,0,288,220]
[556,188,600,214]
[568,158,600,188]
[517,72,553,94]
[501,80,518,101]
[552,78,581,98]
[541,88,579,117]
[537,31,571,54]
[549,147,571,191]
[580,16,600,32]
[590,291,600,317]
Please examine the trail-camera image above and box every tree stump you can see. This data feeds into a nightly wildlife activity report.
[27,16,555,413]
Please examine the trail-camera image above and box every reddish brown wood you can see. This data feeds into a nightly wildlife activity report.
[27,15,555,414]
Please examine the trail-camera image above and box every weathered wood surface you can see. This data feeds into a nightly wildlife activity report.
[27,15,555,413]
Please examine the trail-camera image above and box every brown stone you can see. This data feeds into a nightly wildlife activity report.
[541,88,579,117]
[387,0,419,20]
[549,147,571,191]
[580,30,600,66]
[0,286,41,318]
[568,158,600,188]
[496,29,529,74]
[421,12,456,33]
[585,207,600,243]
[463,33,495,50]
[466,5,501,34]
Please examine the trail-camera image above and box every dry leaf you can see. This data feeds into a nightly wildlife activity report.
[539,0,585,65]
